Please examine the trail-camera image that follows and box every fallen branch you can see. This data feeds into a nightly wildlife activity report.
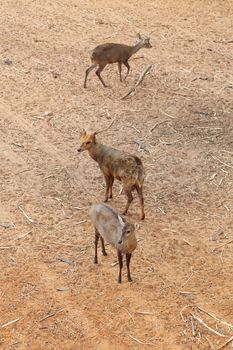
[122,64,153,100]
[198,307,233,329]
[190,312,226,337]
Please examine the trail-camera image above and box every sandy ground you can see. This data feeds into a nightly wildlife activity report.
[0,0,233,349]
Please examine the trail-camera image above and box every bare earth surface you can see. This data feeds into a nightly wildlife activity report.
[0,0,233,349]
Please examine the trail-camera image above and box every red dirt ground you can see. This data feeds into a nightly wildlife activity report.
[0,0,233,349]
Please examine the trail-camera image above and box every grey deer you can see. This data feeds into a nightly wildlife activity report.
[89,203,137,283]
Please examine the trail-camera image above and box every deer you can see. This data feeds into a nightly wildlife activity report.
[84,33,152,88]
[89,203,137,283]
[77,129,145,220]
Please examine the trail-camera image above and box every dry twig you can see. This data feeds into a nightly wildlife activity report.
[39,308,65,322]
[122,64,153,100]
[14,231,32,240]
[183,239,193,247]
[17,205,34,224]
[150,119,170,133]
[125,125,140,133]
[135,311,154,315]
[160,110,176,119]
[217,335,233,350]
[1,318,20,328]
[213,239,233,252]
[121,307,135,324]
[182,267,195,287]
[129,334,155,346]
[75,220,87,225]
[212,156,233,169]
[57,256,74,265]
[190,315,197,336]
[49,241,78,247]
[205,336,216,350]
[0,246,17,249]
[95,115,116,134]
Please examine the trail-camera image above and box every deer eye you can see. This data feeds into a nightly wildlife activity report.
[86,141,91,145]
[126,230,131,234]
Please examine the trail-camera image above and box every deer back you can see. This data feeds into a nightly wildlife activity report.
[90,203,125,247]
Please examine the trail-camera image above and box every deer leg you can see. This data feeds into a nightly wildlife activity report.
[135,184,145,220]
[123,60,130,80]
[84,64,97,88]
[94,228,100,264]
[96,64,107,87]
[117,250,123,283]
[126,253,132,282]
[118,62,122,82]
[122,186,133,215]
[103,175,111,202]
[108,176,114,199]
[100,237,107,256]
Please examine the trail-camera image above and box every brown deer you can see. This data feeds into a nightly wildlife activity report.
[84,33,152,88]
[77,130,145,220]
[89,203,137,283]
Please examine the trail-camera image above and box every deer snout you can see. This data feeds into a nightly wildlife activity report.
[118,239,122,244]
[77,147,82,153]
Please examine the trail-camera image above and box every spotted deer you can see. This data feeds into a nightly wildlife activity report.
[77,130,145,220]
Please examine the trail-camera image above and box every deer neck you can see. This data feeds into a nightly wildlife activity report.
[88,142,102,163]
[130,41,144,56]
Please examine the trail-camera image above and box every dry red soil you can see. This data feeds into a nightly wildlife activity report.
[0,0,233,349]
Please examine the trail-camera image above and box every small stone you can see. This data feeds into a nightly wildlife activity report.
[3,59,13,65]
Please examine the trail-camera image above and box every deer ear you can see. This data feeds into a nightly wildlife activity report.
[136,33,142,40]
[80,129,86,136]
